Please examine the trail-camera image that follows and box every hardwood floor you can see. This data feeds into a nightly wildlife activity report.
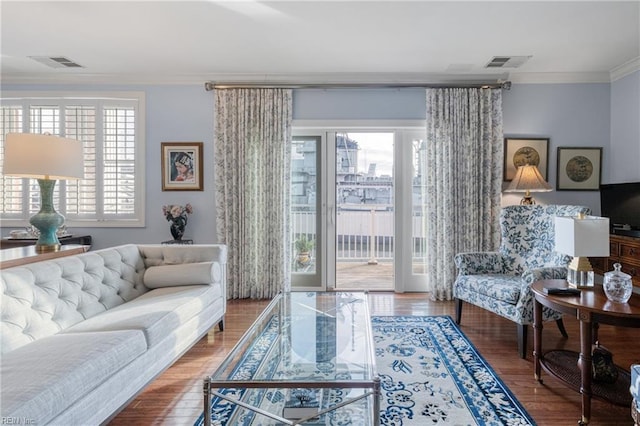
[110,293,640,426]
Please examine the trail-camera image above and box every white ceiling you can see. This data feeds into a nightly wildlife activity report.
[1,1,639,86]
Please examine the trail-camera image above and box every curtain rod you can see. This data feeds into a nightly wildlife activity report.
[205,81,512,91]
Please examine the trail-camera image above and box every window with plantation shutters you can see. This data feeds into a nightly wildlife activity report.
[0,92,145,227]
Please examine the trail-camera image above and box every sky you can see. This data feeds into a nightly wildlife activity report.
[346,132,394,177]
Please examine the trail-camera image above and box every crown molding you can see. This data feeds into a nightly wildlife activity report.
[610,57,640,82]
[0,72,510,87]
[508,72,610,84]
[2,68,635,87]
[0,72,209,86]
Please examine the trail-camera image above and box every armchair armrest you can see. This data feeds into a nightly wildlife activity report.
[454,252,507,275]
[521,266,568,286]
[514,266,568,323]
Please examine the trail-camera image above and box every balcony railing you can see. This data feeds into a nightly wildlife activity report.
[292,205,427,267]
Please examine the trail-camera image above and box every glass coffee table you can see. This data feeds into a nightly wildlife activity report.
[202,292,379,426]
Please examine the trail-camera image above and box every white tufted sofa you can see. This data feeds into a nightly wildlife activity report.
[0,243,227,425]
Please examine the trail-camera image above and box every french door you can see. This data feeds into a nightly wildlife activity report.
[291,125,428,293]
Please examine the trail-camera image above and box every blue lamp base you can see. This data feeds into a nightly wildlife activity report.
[30,179,64,253]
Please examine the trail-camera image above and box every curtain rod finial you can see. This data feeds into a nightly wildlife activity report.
[204,82,215,91]
[501,81,512,90]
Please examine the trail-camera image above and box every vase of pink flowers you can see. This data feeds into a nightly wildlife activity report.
[162,203,193,240]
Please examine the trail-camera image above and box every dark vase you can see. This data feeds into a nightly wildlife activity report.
[170,223,185,240]
[170,216,187,240]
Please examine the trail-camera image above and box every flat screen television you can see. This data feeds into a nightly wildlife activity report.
[599,182,640,238]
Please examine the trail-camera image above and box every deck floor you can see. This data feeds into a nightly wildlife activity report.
[334,261,426,291]
[335,260,394,290]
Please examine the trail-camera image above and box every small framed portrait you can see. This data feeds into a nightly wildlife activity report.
[556,147,602,191]
[503,138,549,181]
[161,142,204,191]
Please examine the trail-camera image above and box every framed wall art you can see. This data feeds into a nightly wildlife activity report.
[503,137,549,181]
[556,147,602,191]
[161,142,204,191]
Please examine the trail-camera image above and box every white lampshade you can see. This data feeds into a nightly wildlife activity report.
[4,133,84,180]
[505,164,552,193]
[554,215,610,257]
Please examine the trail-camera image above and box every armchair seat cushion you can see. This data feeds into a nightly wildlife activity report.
[454,274,521,305]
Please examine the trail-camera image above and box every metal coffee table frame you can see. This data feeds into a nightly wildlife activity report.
[203,292,380,426]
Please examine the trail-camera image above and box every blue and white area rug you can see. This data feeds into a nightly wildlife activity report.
[374,315,534,425]
[196,315,535,426]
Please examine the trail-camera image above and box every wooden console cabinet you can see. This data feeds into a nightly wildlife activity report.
[0,244,90,269]
[0,235,92,250]
[591,234,640,289]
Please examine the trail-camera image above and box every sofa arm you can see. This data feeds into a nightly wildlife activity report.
[454,252,507,275]
[521,266,568,286]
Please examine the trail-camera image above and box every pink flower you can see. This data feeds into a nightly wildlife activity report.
[162,204,193,220]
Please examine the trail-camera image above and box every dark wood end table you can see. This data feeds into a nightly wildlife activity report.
[532,279,640,425]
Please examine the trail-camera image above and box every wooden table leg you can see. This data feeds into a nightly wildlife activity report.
[203,377,212,426]
[533,297,543,382]
[577,309,593,425]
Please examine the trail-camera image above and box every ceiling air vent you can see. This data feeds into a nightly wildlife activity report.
[485,56,531,69]
[29,56,84,68]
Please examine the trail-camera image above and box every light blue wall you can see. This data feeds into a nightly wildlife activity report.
[293,88,425,120]
[1,84,216,249]
[3,77,638,248]
[502,83,611,213]
[610,70,640,184]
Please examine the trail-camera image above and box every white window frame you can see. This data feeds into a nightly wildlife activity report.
[0,91,146,227]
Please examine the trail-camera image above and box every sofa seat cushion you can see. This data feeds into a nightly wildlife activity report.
[454,274,521,305]
[62,284,221,348]
[0,330,146,425]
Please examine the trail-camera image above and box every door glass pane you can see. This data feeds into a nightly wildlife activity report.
[291,137,319,285]
[335,132,394,290]
[412,138,427,274]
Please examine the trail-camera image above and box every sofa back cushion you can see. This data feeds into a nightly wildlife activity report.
[138,244,227,267]
[499,204,591,275]
[1,244,147,354]
[143,262,218,289]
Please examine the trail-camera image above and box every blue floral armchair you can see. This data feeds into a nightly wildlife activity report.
[453,204,590,358]
[631,364,639,425]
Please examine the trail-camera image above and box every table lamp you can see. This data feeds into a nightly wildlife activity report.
[504,164,552,204]
[3,133,84,252]
[554,214,610,288]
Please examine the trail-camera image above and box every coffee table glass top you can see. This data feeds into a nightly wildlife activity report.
[209,291,376,384]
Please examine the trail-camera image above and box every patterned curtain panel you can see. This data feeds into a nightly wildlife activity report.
[214,88,293,299]
[424,88,503,300]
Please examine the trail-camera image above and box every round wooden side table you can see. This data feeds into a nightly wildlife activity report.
[531,279,640,425]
